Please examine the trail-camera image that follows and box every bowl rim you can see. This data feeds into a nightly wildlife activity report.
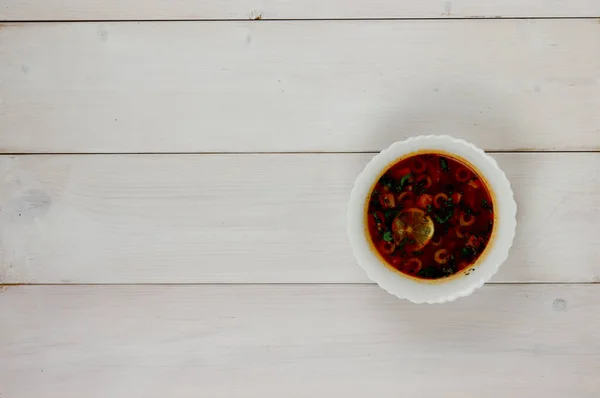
[346,135,517,304]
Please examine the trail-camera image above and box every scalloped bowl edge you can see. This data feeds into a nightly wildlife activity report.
[346,135,517,304]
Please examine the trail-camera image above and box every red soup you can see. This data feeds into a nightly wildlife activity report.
[366,153,494,280]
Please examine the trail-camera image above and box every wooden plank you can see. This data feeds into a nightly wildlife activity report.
[1,285,599,397]
[2,0,600,20]
[1,20,599,153]
[0,153,598,284]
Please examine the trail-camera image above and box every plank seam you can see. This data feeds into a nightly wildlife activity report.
[0,151,598,156]
[2,282,600,287]
[2,17,600,23]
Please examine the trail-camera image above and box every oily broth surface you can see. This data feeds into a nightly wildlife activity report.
[366,152,495,280]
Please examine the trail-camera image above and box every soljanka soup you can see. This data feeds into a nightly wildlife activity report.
[366,153,495,280]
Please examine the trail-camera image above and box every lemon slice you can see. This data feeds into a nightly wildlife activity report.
[391,208,435,250]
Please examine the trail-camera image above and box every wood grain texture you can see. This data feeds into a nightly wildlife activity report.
[1,153,598,284]
[1,20,600,153]
[1,284,599,397]
[2,0,600,20]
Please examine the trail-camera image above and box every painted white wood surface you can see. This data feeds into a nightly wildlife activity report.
[2,0,600,20]
[1,7,599,397]
[1,153,598,284]
[1,285,599,398]
[1,20,600,153]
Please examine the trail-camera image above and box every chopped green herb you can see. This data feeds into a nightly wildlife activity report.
[369,191,381,208]
[482,199,493,211]
[397,237,409,251]
[412,250,423,256]
[372,212,382,224]
[461,246,476,259]
[397,173,412,191]
[440,158,449,172]
[380,177,393,188]
[426,204,433,214]
[441,255,458,275]
[434,212,453,224]
[441,266,454,276]
[382,231,393,242]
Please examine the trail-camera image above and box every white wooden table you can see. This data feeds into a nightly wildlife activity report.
[1,2,600,397]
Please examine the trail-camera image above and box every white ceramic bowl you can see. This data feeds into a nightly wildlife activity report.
[347,135,517,304]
